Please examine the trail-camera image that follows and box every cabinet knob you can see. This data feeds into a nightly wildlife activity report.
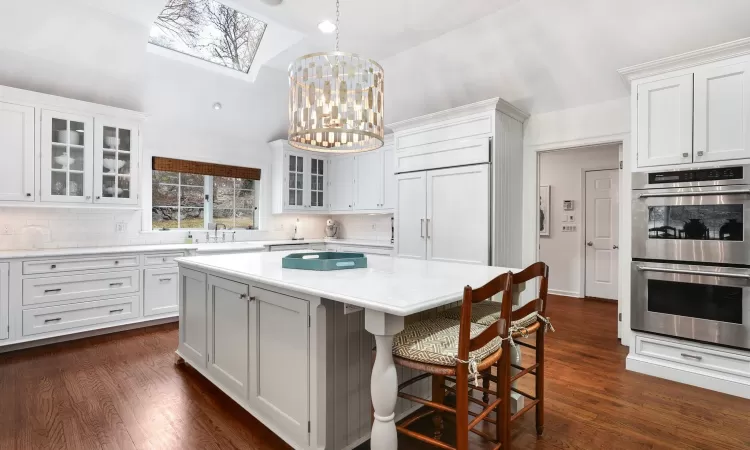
[682,153,689,158]
[86,196,91,200]
[50,264,57,269]
[26,193,31,197]
[697,151,704,157]
[96,196,101,200]
[114,261,119,265]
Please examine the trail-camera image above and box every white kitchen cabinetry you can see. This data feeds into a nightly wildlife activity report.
[328,155,354,212]
[144,267,179,316]
[0,102,35,202]
[382,144,396,209]
[207,275,250,398]
[178,267,208,366]
[636,75,694,168]
[391,98,525,267]
[0,263,8,340]
[397,166,490,264]
[694,62,750,163]
[354,151,383,210]
[249,286,310,446]
[270,141,328,214]
[41,109,94,203]
[93,117,139,205]
[626,50,750,169]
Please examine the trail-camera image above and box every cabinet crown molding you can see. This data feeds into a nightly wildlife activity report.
[388,97,528,132]
[618,37,750,83]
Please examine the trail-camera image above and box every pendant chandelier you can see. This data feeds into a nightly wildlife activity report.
[287,0,385,153]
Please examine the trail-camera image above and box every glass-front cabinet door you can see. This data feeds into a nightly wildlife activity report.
[308,156,326,210]
[94,118,138,205]
[285,151,306,210]
[40,110,93,203]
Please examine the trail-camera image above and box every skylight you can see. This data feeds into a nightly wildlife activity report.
[149,0,267,74]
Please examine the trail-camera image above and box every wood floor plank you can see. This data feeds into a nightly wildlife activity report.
[0,295,749,449]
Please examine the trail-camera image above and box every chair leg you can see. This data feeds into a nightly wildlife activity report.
[431,375,445,440]
[482,369,491,404]
[496,347,511,449]
[535,330,545,437]
[455,366,469,450]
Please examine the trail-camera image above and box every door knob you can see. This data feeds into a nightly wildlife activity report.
[587,241,593,246]
[613,245,619,249]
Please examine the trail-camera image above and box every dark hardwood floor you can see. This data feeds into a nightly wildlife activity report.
[0,295,748,449]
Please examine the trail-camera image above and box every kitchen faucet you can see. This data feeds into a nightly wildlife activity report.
[207,223,227,243]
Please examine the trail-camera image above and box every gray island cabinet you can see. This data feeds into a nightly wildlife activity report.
[176,252,520,450]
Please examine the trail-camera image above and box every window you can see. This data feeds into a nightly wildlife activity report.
[149,0,267,73]
[212,177,256,229]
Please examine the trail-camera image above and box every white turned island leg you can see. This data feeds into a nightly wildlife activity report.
[365,309,405,450]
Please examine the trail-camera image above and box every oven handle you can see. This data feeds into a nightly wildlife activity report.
[638,189,750,198]
[637,266,750,280]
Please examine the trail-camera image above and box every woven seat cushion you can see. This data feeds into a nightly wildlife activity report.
[392,317,501,367]
[439,302,539,328]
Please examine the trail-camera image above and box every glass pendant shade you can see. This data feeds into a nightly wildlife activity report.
[288,51,385,153]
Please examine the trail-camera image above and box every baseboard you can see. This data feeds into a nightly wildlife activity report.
[626,354,750,399]
[0,315,178,354]
[548,289,582,298]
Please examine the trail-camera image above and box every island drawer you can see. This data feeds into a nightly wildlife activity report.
[22,295,139,336]
[635,335,750,379]
[144,252,184,266]
[23,270,140,307]
[23,254,139,275]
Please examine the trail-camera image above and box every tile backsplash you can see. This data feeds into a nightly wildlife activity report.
[332,214,393,242]
[0,208,329,250]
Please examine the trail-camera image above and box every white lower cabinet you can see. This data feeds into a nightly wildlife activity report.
[22,269,140,306]
[178,268,208,367]
[0,263,8,340]
[144,267,179,316]
[22,295,139,336]
[249,286,310,447]
[207,275,250,399]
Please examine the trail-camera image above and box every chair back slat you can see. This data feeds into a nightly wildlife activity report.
[511,302,537,322]
[513,262,550,315]
[457,272,513,360]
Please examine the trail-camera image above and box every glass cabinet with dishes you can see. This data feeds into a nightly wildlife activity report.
[40,110,93,203]
[93,118,138,205]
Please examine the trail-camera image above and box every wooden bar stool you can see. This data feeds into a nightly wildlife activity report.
[383,271,515,450]
[439,262,552,440]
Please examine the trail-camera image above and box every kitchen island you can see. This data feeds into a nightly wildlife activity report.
[175,251,522,450]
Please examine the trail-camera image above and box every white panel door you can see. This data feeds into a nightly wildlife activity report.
[284,151,306,210]
[426,165,490,265]
[178,268,207,367]
[41,110,94,203]
[207,275,250,399]
[0,102,35,201]
[144,267,179,316]
[354,150,384,210]
[694,62,750,163]
[93,117,139,205]
[637,75,694,168]
[0,263,8,340]
[306,155,327,210]
[329,156,355,211]
[249,286,309,448]
[585,170,619,300]
[396,171,427,260]
[382,145,396,210]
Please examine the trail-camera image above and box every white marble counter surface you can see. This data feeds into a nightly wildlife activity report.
[176,251,516,316]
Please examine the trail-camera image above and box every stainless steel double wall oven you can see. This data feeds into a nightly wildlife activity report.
[632,165,750,350]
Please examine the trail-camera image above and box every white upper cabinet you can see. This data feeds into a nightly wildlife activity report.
[0,102,35,202]
[636,74,694,168]
[354,150,383,210]
[270,141,329,214]
[328,155,354,212]
[693,62,750,163]
[41,110,94,203]
[382,144,396,210]
[307,155,327,211]
[94,117,139,205]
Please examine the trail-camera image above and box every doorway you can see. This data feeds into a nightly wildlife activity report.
[584,169,619,300]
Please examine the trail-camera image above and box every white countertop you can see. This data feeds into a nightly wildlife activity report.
[176,252,516,316]
[0,238,392,259]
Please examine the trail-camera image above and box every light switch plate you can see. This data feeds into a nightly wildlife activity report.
[115,222,127,233]
[562,224,577,232]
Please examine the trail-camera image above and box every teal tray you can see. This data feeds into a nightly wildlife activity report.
[282,252,367,271]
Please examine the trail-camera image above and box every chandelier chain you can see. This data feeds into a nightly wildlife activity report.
[335,0,340,52]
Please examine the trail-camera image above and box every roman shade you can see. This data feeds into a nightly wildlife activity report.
[152,157,261,180]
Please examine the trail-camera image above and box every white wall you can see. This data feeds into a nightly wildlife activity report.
[538,145,620,297]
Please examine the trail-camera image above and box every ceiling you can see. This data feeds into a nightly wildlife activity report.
[1,0,750,148]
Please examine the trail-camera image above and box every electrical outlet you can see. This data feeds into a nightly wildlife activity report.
[275,223,284,231]
[371,223,377,231]
[115,222,127,233]
[0,224,12,235]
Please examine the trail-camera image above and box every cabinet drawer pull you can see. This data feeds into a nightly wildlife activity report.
[114,261,120,265]
[162,257,168,262]
[44,318,62,323]
[50,264,57,269]
[109,308,124,314]
[159,278,172,282]
[109,282,124,287]
[44,288,62,294]
[680,353,703,361]
[239,293,248,299]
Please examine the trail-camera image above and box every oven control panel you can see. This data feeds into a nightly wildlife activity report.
[648,166,744,184]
